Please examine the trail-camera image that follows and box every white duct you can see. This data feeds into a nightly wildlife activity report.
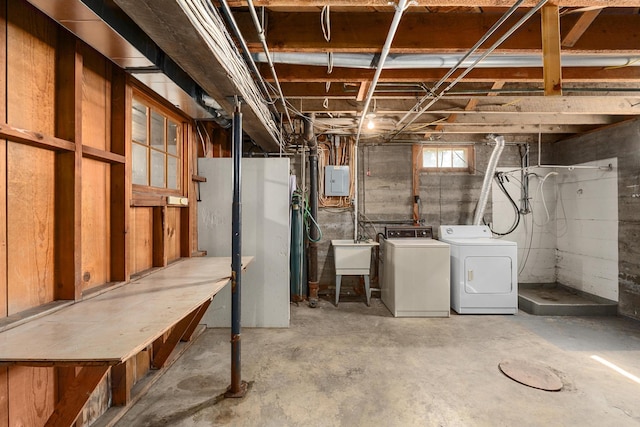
[473,135,505,226]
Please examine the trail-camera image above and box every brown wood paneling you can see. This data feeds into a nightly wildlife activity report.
[0,0,6,322]
[167,207,181,263]
[8,366,55,426]
[0,368,7,427]
[6,1,57,313]
[129,207,153,275]
[80,43,110,292]
[133,348,150,385]
[6,154,56,312]
[81,43,108,151]
[81,158,110,291]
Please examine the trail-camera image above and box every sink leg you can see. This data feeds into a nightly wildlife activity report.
[364,275,371,306]
[335,275,342,306]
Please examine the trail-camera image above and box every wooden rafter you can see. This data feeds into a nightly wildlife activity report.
[424,82,503,139]
[227,0,640,7]
[283,97,640,114]
[561,9,602,47]
[542,5,562,96]
[235,12,640,53]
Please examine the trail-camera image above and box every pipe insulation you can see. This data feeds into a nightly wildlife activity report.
[473,135,505,226]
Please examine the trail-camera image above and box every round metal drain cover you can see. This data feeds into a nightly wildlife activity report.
[499,360,563,391]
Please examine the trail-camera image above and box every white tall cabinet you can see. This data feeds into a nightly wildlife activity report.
[197,158,290,327]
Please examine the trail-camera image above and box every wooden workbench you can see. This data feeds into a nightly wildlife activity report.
[0,256,252,427]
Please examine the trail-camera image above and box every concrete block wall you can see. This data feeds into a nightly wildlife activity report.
[554,118,640,319]
[292,142,523,296]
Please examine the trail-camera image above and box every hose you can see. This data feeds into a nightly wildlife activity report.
[487,172,521,236]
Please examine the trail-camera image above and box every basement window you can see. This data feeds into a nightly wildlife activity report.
[420,145,474,173]
[131,96,182,190]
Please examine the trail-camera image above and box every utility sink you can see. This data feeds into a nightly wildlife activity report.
[331,240,379,275]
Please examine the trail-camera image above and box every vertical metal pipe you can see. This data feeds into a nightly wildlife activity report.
[306,115,320,308]
[520,143,531,214]
[226,102,247,398]
[354,0,410,242]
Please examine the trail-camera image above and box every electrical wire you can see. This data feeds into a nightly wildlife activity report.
[321,5,331,42]
[177,0,283,148]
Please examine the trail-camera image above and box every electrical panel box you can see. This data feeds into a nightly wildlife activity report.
[324,166,350,196]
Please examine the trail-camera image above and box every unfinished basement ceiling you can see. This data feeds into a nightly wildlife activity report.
[62,1,640,148]
[227,0,640,145]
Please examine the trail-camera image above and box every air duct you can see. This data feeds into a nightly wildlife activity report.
[473,135,505,226]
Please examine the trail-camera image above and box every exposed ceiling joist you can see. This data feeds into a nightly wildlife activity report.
[226,1,640,7]
[284,97,640,114]
[234,12,640,54]
[114,0,280,151]
[261,64,640,83]
[541,4,563,96]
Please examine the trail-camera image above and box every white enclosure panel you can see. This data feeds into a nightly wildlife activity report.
[556,159,618,301]
[198,158,290,327]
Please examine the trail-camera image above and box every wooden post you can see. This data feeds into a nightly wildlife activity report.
[110,68,130,282]
[0,1,8,424]
[180,122,192,258]
[54,31,82,301]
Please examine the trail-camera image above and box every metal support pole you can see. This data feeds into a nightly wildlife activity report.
[226,101,248,398]
[306,115,320,308]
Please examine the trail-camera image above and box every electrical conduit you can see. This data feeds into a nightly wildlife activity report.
[354,0,412,242]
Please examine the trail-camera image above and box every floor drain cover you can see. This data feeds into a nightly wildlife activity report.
[499,360,563,391]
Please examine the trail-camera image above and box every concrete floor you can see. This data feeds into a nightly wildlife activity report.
[117,299,640,426]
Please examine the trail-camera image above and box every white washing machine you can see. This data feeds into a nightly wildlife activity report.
[381,238,450,317]
[438,225,518,314]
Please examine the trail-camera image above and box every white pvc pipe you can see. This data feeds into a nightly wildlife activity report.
[474,135,505,225]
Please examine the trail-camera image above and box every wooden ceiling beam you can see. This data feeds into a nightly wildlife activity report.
[317,113,627,126]
[234,12,640,53]
[541,5,563,96]
[281,97,640,114]
[262,64,640,83]
[227,1,640,7]
[319,123,599,134]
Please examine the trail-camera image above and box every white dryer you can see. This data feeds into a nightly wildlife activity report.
[438,225,518,314]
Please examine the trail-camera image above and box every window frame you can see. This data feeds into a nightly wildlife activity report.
[130,89,185,197]
[418,144,475,174]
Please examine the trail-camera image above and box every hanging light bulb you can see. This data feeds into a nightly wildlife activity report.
[366,112,376,130]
